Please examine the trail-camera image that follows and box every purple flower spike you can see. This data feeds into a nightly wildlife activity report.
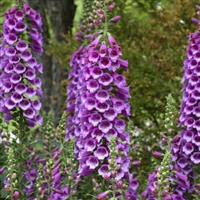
[0,2,43,126]
[110,60,120,71]
[27,119,36,127]
[36,114,42,125]
[192,135,200,146]
[152,151,163,157]
[35,63,43,73]
[118,58,128,71]
[69,35,131,185]
[0,45,4,56]
[111,16,121,24]
[12,191,20,200]
[2,81,13,93]
[183,130,194,142]
[27,57,37,68]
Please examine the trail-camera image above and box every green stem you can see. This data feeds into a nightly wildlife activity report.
[112,179,116,198]
[18,110,25,198]
[17,0,23,9]
[103,2,108,41]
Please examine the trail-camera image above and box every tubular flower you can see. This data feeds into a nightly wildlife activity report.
[164,5,200,199]
[66,46,84,140]
[72,35,131,181]
[142,6,200,198]
[0,3,43,127]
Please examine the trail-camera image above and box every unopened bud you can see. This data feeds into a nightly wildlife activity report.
[12,191,20,200]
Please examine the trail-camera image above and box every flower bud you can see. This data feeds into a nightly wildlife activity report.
[0,168,4,174]
[97,191,108,200]
[111,16,121,24]
[12,191,20,200]
[152,151,163,157]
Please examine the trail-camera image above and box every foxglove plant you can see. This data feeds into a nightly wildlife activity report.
[0,1,43,199]
[168,5,200,198]
[75,32,132,181]
[66,0,137,199]
[142,6,200,199]
[0,2,43,126]
[141,94,178,200]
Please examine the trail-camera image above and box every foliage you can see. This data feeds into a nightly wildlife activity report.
[112,0,197,126]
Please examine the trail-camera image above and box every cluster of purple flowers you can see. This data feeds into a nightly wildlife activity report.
[66,45,84,140]
[0,3,43,127]
[141,5,200,200]
[66,30,139,199]
[170,5,200,198]
[70,35,131,178]
[65,1,140,198]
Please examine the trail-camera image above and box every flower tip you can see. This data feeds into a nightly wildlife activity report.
[111,16,121,24]
[152,151,163,157]
[0,168,4,174]
[12,191,20,200]
[191,17,199,24]
[97,191,110,200]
